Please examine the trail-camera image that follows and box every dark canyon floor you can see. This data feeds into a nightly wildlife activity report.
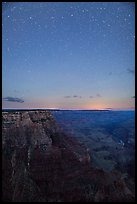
[2,110,135,202]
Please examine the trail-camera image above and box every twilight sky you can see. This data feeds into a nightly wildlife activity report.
[2,2,135,110]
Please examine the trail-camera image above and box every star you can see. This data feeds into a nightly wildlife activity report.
[38,24,41,28]
[11,6,16,12]
[2,2,135,111]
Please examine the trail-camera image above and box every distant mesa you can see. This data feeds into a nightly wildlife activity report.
[127,68,135,75]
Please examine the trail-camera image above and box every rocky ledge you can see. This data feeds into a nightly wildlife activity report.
[2,110,135,202]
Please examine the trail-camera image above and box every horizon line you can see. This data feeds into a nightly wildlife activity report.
[2,107,135,111]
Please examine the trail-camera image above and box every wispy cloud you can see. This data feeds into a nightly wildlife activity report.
[3,96,24,103]
[108,72,112,76]
[96,94,101,97]
[73,95,82,98]
[127,68,135,75]
[65,94,102,99]
[64,96,71,98]
[64,95,82,99]
[131,96,135,98]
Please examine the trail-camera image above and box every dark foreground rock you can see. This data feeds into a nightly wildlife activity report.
[2,110,135,202]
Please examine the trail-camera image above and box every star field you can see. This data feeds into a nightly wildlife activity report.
[2,2,135,110]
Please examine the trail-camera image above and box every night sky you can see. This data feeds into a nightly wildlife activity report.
[2,2,135,110]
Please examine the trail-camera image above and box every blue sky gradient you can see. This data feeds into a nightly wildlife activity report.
[2,2,135,109]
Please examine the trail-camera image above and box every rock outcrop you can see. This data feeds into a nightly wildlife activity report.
[2,110,135,202]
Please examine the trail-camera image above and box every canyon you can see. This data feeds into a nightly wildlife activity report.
[2,110,135,202]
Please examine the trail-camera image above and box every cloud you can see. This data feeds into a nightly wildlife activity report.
[73,95,82,98]
[96,94,101,97]
[108,72,112,76]
[127,68,135,74]
[65,94,102,99]
[3,97,24,103]
[64,95,82,99]
[64,96,71,98]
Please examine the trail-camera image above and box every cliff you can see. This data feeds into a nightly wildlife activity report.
[2,110,134,202]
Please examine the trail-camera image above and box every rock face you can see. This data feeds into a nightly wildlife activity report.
[2,110,134,202]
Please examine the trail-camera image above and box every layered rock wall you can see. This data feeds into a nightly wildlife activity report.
[2,110,134,202]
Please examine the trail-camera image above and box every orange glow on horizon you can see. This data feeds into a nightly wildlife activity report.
[2,99,135,110]
[84,101,135,110]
